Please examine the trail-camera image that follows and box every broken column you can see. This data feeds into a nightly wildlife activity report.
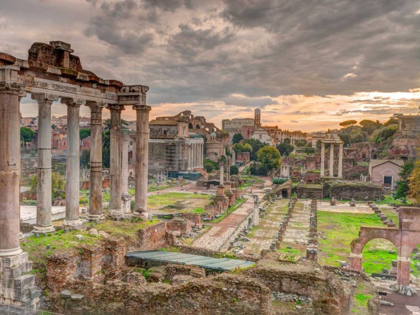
[133,105,151,219]
[252,195,259,226]
[62,98,85,229]
[109,105,124,219]
[121,133,132,215]
[32,93,58,234]
[87,101,104,222]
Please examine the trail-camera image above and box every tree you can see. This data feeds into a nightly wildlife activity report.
[80,150,90,168]
[371,125,397,143]
[29,172,65,200]
[232,133,244,144]
[360,120,382,135]
[283,138,291,144]
[395,161,414,199]
[232,143,245,153]
[204,158,218,173]
[339,120,357,144]
[408,159,420,205]
[243,139,266,160]
[102,130,111,168]
[295,139,307,147]
[20,127,34,148]
[304,146,315,154]
[257,146,282,172]
[230,165,239,175]
[243,143,253,152]
[276,142,294,156]
[80,128,91,140]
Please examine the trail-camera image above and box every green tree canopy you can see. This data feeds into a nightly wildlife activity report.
[232,133,244,144]
[283,138,291,144]
[80,128,91,140]
[232,143,245,153]
[243,139,266,160]
[20,127,35,143]
[295,139,307,147]
[257,146,282,171]
[276,142,294,156]
[395,160,415,199]
[230,165,239,175]
[370,125,397,143]
[408,155,420,205]
[359,120,382,135]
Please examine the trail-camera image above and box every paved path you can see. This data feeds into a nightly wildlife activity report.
[282,200,311,245]
[193,196,254,251]
[240,199,288,255]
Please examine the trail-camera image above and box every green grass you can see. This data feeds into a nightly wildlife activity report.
[192,208,205,214]
[375,195,412,206]
[147,192,211,211]
[318,211,392,268]
[210,198,247,223]
[94,219,160,238]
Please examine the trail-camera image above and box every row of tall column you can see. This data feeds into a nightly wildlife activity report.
[320,142,343,178]
[0,92,152,253]
[188,142,204,170]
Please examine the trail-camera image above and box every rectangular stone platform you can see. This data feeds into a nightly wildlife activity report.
[126,250,255,271]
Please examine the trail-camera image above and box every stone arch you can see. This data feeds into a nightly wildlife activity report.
[350,228,399,257]
[196,124,200,129]
[189,123,193,129]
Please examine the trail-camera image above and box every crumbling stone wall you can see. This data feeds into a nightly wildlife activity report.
[327,182,382,200]
[138,222,174,250]
[49,274,271,315]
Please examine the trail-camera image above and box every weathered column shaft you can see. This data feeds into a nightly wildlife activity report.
[338,143,343,178]
[109,106,123,217]
[88,102,103,220]
[33,93,58,233]
[62,98,84,227]
[220,165,224,185]
[122,134,130,194]
[134,105,151,217]
[0,74,23,256]
[320,142,325,177]
[329,144,334,177]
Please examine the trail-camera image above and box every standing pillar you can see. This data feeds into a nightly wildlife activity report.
[109,105,124,219]
[32,93,58,233]
[320,142,325,177]
[62,98,85,229]
[329,144,334,177]
[220,164,224,185]
[0,67,24,257]
[121,134,132,214]
[87,101,104,221]
[338,142,343,178]
[133,105,151,219]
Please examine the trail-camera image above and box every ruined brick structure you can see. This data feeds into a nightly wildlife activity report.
[350,207,420,288]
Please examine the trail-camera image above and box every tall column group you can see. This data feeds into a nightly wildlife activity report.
[320,141,343,178]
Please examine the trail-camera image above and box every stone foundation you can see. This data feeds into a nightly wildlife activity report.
[0,252,41,309]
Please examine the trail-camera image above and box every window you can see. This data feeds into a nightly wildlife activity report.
[384,176,392,185]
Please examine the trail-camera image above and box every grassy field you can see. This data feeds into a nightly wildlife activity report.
[317,211,399,274]
[238,175,264,190]
[147,192,211,213]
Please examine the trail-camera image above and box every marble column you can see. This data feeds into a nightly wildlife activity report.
[220,164,224,185]
[62,98,85,229]
[0,68,24,257]
[32,93,58,233]
[109,105,124,219]
[133,105,151,219]
[338,143,343,178]
[329,144,334,177]
[87,101,104,221]
[320,142,325,177]
[121,134,132,214]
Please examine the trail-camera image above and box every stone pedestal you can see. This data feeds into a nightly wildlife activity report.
[133,105,151,219]
[0,253,40,309]
[87,102,104,222]
[62,98,85,229]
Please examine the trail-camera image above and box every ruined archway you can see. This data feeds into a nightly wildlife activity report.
[361,238,398,276]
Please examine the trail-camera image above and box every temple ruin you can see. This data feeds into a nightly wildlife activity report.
[0,41,151,308]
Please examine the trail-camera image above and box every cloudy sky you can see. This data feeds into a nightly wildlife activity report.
[1,0,420,131]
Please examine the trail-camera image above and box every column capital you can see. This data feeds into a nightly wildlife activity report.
[86,100,107,110]
[61,97,86,107]
[109,104,125,112]
[31,93,59,105]
[0,81,25,95]
[133,104,151,112]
